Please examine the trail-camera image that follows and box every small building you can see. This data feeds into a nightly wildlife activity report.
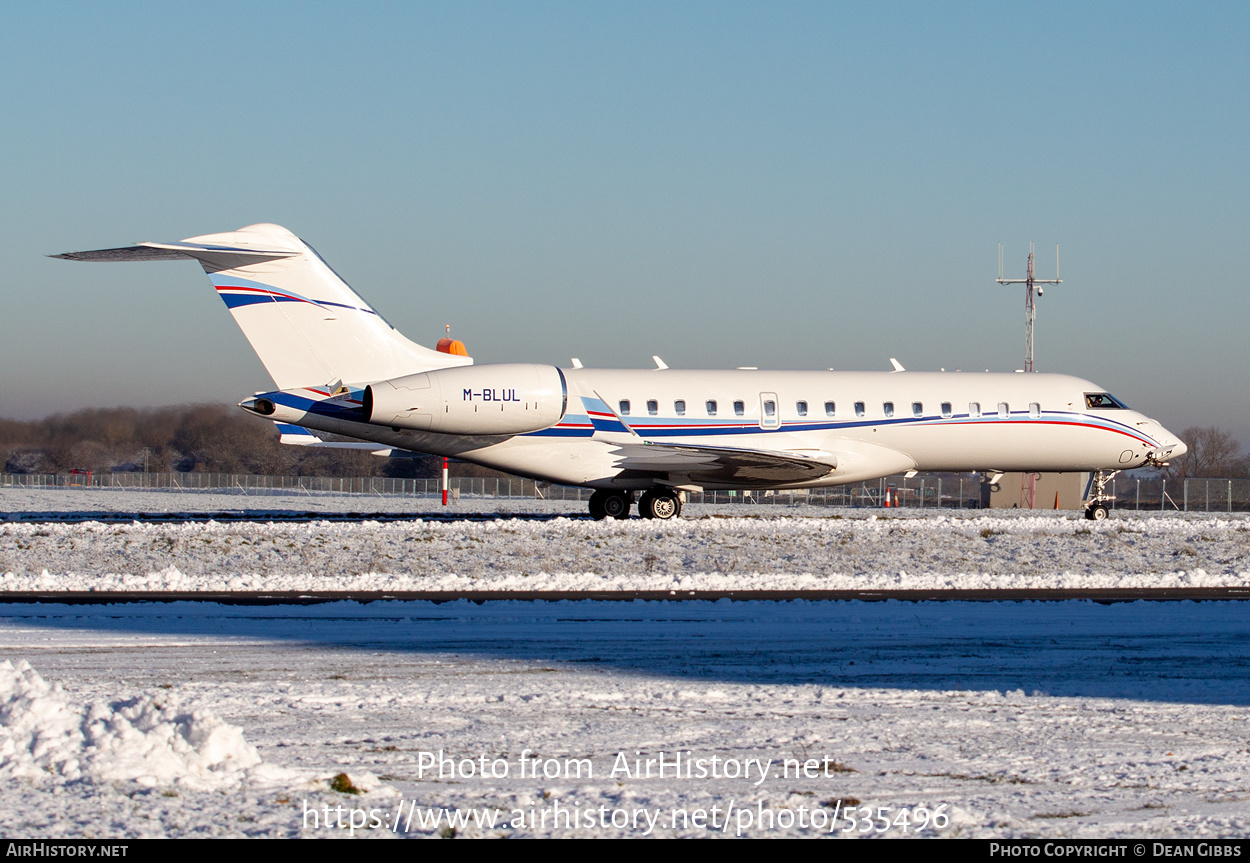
[986,472,1087,509]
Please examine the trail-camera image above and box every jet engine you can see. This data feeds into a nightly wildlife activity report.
[364,363,566,435]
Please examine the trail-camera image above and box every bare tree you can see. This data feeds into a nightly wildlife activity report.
[1168,427,1250,479]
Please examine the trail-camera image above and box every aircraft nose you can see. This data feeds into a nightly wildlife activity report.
[1153,424,1186,460]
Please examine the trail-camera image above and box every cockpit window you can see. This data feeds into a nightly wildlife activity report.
[1085,393,1128,410]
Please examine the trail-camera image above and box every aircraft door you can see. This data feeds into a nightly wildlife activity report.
[759,392,780,430]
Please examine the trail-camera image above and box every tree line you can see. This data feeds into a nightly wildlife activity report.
[0,405,450,478]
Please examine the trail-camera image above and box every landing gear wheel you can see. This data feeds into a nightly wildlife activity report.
[1082,470,1118,522]
[588,490,608,520]
[589,490,632,520]
[602,491,632,520]
[639,489,681,520]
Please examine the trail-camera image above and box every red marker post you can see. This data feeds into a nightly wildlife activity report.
[442,457,449,506]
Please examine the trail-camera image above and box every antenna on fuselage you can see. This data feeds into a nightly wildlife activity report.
[996,241,1061,373]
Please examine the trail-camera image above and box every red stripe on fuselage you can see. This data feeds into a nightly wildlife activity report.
[918,418,1156,448]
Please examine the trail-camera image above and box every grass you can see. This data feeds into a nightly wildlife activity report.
[329,773,362,795]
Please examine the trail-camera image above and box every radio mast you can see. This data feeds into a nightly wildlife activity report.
[996,242,1062,509]
[997,242,1061,372]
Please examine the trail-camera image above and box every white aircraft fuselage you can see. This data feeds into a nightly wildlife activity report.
[248,367,1182,492]
[55,223,1185,519]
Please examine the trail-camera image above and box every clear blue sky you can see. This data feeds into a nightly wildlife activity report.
[3,2,1248,442]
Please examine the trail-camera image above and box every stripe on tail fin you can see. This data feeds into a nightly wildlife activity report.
[54,223,471,390]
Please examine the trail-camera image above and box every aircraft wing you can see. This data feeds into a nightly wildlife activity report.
[608,441,837,485]
[272,423,427,458]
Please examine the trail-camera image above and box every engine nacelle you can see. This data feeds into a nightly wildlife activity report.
[364,363,567,435]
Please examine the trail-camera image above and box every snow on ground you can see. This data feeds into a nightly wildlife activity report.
[0,659,292,790]
[0,490,1247,591]
[0,600,1247,838]
[0,486,582,517]
[0,489,1248,838]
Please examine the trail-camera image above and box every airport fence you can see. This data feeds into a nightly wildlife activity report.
[4,471,1250,512]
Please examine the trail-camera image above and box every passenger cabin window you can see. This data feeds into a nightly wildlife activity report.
[647,399,658,416]
[855,401,866,417]
[1085,393,1128,409]
[883,401,894,418]
[796,401,808,417]
[734,400,745,416]
[706,400,717,416]
[998,402,1009,419]
[969,402,981,418]
[912,402,923,418]
[1029,402,1041,419]
[825,401,836,417]
[674,400,686,416]
[619,400,630,416]
[941,402,952,418]
[764,400,776,418]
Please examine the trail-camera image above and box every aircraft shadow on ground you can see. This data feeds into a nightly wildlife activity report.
[1,599,1247,705]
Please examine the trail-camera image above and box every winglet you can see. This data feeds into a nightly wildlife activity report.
[889,358,905,372]
[652,356,668,370]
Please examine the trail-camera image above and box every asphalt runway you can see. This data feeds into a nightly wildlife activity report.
[0,587,1247,604]
[3,509,575,524]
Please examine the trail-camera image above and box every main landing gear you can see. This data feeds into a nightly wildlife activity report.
[638,489,682,520]
[588,490,633,520]
[1083,470,1119,520]
[587,489,683,520]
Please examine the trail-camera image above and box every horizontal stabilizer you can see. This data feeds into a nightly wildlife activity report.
[53,241,298,269]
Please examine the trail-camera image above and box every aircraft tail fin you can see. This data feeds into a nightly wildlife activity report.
[54,223,471,390]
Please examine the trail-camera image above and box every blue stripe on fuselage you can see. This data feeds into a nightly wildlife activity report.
[267,390,367,421]
[520,410,1159,447]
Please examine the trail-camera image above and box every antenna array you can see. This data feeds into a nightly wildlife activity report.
[996,242,1061,373]
[996,242,1062,510]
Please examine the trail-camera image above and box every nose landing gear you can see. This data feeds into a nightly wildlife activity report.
[1083,470,1119,520]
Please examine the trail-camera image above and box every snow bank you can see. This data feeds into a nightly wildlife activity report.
[0,660,294,789]
[2,511,1248,592]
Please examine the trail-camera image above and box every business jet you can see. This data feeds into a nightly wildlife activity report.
[55,223,1185,521]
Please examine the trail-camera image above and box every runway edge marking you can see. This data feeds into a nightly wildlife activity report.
[0,588,1247,605]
